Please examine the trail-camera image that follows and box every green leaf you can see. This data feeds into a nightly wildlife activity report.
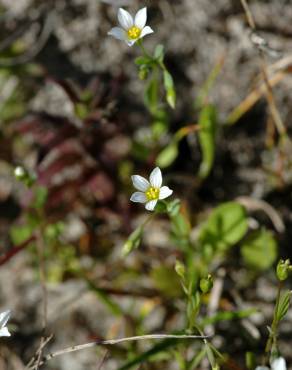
[175,260,186,280]
[171,212,191,239]
[138,65,150,80]
[198,104,217,179]
[32,186,48,209]
[144,77,158,114]
[167,199,181,217]
[276,290,291,322]
[246,352,256,370]
[10,224,34,245]
[44,222,64,241]
[195,58,223,109]
[155,201,167,213]
[187,291,201,326]
[200,308,258,326]
[156,142,178,168]
[241,229,278,270]
[74,102,89,119]
[154,44,164,62]
[170,211,191,249]
[135,56,152,66]
[189,347,208,369]
[199,202,248,253]
[163,70,176,109]
[122,226,143,256]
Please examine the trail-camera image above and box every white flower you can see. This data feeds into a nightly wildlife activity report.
[255,357,287,370]
[108,7,154,47]
[271,358,286,370]
[130,167,173,211]
[0,310,11,337]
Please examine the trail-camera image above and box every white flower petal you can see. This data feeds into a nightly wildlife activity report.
[125,39,136,47]
[131,175,150,191]
[0,311,10,328]
[130,192,147,203]
[140,26,154,39]
[145,200,157,211]
[159,186,173,200]
[0,327,10,337]
[272,358,287,370]
[149,167,162,188]
[108,27,126,41]
[134,7,147,29]
[118,8,133,30]
[255,367,269,370]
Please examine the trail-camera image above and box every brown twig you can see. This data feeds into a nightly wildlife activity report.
[96,349,109,370]
[0,236,36,266]
[239,0,286,139]
[26,335,53,369]
[236,196,285,233]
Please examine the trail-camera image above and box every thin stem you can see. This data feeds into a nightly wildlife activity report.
[136,39,152,59]
[33,225,49,370]
[36,227,48,329]
[27,333,209,369]
[265,281,283,355]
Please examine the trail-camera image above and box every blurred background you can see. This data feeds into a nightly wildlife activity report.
[0,0,292,369]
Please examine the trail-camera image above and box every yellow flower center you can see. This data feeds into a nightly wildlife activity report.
[127,26,141,40]
[145,187,160,201]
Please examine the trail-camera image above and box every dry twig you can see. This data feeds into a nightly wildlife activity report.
[240,0,286,139]
[27,333,209,370]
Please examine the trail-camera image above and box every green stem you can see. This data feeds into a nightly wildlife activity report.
[265,281,283,355]
[136,39,152,59]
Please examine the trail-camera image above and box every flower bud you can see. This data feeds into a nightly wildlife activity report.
[276,259,290,281]
[200,274,213,293]
[175,260,185,279]
[14,166,36,187]
[138,67,149,80]
[14,166,26,180]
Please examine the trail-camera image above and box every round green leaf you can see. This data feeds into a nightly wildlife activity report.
[199,202,248,252]
[241,229,278,270]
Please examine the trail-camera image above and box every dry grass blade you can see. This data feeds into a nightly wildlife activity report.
[226,70,286,125]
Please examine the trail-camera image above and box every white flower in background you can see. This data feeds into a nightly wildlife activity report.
[108,7,154,46]
[0,310,11,337]
[130,167,173,211]
[255,357,287,370]
[271,358,287,370]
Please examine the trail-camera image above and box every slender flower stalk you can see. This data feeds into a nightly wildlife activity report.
[130,167,173,211]
[108,7,154,46]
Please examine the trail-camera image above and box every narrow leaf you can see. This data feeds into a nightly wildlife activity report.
[156,142,178,168]
[198,104,217,179]
[276,290,291,322]
[163,70,176,109]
